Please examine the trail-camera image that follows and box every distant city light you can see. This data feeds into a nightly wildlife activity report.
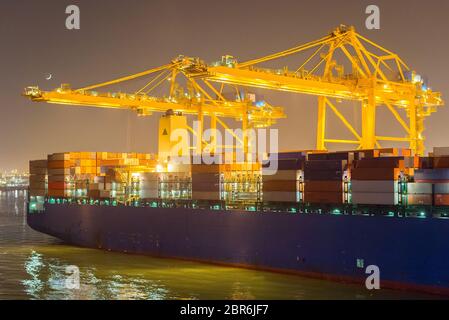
[0,170,29,189]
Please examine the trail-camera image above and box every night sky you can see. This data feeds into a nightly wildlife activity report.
[1,0,448,171]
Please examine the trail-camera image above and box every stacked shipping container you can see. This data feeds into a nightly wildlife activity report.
[47,153,72,198]
[191,164,221,201]
[351,157,404,205]
[29,160,47,197]
[43,152,158,200]
[262,152,305,202]
[30,147,449,208]
[304,152,349,204]
[415,147,449,206]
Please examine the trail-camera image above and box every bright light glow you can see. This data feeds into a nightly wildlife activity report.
[156,164,163,172]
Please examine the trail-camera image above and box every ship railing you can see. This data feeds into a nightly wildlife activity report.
[32,196,449,220]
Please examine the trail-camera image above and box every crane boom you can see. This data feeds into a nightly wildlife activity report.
[181,25,443,155]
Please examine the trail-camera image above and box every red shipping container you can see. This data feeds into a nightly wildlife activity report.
[262,180,297,192]
[304,181,343,192]
[48,160,70,169]
[354,158,404,169]
[433,157,449,169]
[192,182,220,192]
[351,168,400,181]
[191,164,221,173]
[434,194,449,206]
[48,182,67,190]
[304,191,344,204]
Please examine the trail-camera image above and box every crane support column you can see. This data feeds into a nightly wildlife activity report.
[361,87,376,149]
[242,107,249,159]
[408,101,417,155]
[316,96,327,150]
[197,108,204,155]
[211,113,217,153]
[416,114,425,156]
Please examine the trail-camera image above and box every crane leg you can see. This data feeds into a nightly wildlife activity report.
[197,109,204,155]
[316,96,326,150]
[361,94,376,150]
[211,114,217,153]
[408,102,418,155]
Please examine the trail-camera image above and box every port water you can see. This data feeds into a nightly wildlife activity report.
[0,191,439,300]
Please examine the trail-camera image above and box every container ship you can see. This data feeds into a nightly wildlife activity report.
[27,146,449,296]
[23,26,448,295]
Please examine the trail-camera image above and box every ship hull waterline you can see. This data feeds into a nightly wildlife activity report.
[27,203,449,296]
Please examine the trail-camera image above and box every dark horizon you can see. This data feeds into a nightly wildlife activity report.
[1,0,448,171]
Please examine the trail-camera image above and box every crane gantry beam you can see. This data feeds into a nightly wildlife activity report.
[23,60,286,156]
[179,25,443,155]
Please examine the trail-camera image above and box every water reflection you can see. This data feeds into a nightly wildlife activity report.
[22,251,45,299]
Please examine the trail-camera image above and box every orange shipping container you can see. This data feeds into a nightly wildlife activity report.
[74,166,98,174]
[100,159,125,166]
[434,194,449,206]
[75,159,97,167]
[407,194,432,205]
[106,153,119,159]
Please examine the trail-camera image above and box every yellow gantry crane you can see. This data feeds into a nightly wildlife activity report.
[24,25,443,156]
[24,57,285,155]
[180,25,444,155]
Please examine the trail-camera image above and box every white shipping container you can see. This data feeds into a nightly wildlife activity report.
[433,147,449,157]
[407,182,432,194]
[263,191,298,202]
[352,192,398,205]
[351,180,398,193]
[140,181,159,190]
[140,190,159,199]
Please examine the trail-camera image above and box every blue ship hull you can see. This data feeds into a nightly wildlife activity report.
[27,203,449,295]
